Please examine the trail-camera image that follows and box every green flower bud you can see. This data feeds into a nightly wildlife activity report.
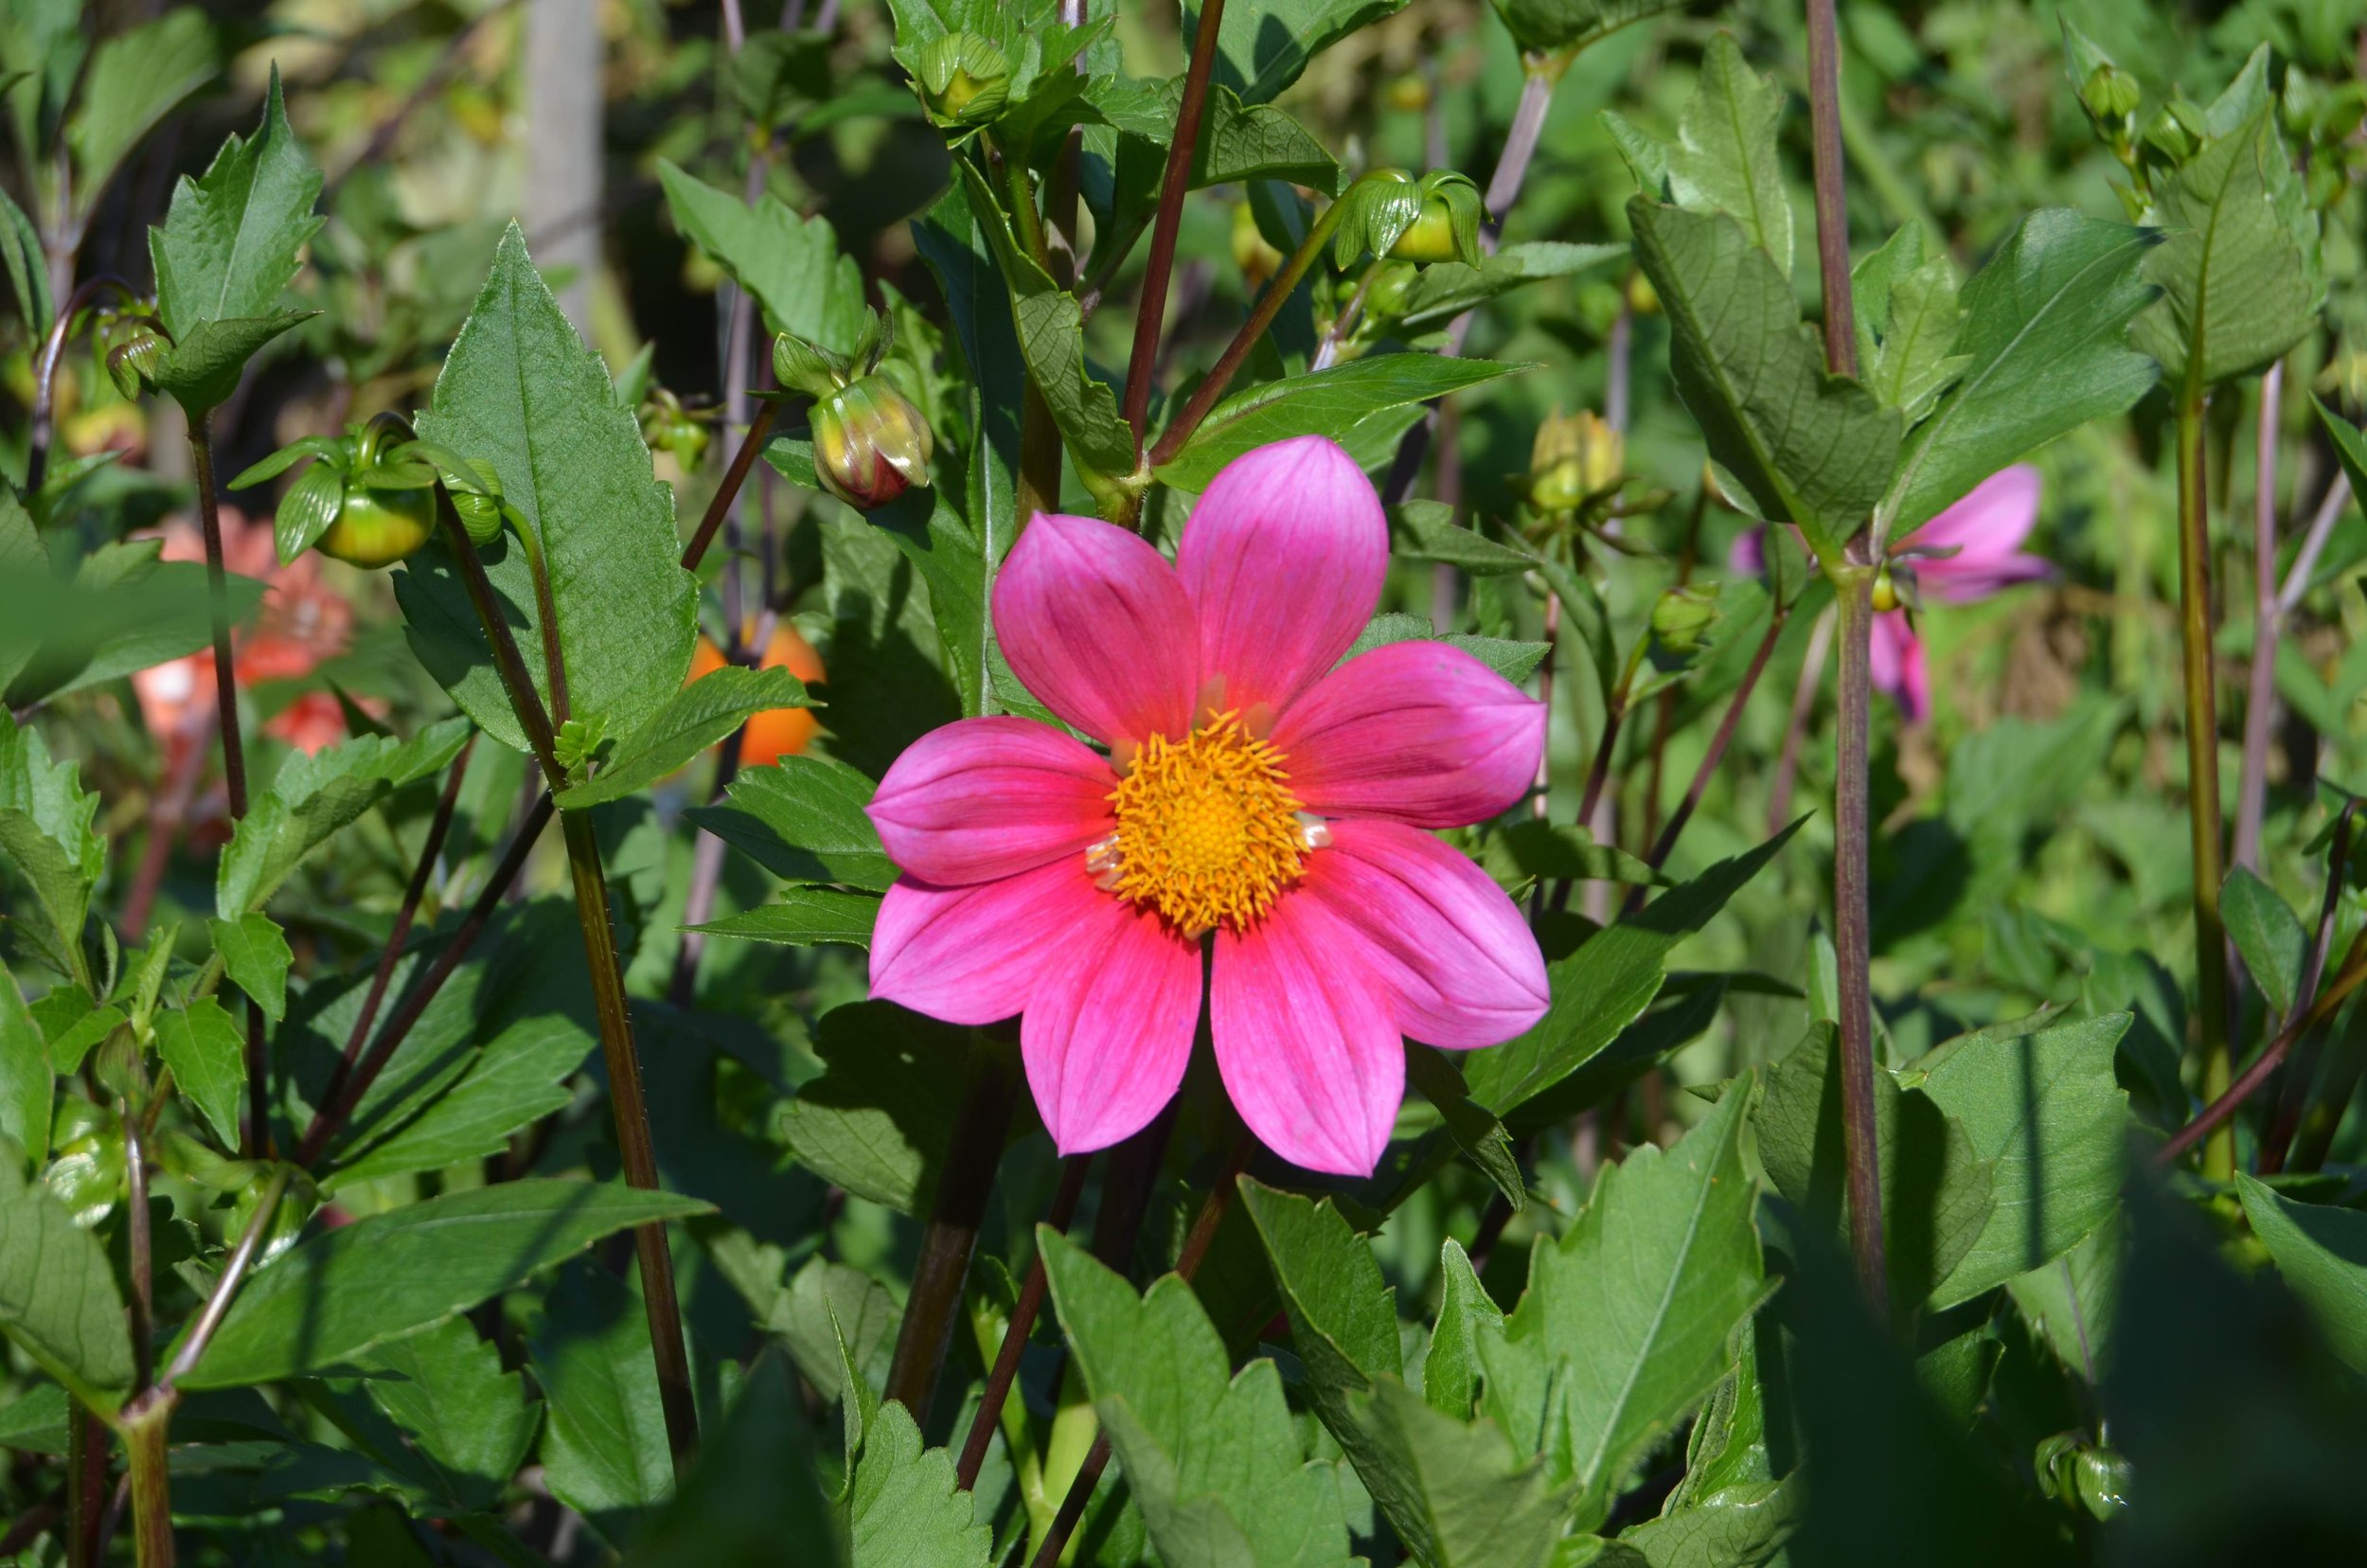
[1361,260,1419,322]
[2073,1448,2131,1522]
[2079,62,2142,126]
[106,328,165,401]
[915,33,1011,129]
[1387,172,1486,266]
[1526,408,1622,514]
[811,374,935,510]
[774,330,849,400]
[1648,584,1719,657]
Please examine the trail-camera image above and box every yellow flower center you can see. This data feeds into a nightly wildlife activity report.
[1093,711,1312,935]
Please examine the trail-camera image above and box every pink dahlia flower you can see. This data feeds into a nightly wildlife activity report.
[863,436,1551,1176]
[1729,465,2047,722]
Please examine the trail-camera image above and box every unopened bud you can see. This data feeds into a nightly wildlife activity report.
[2079,62,2141,126]
[915,33,1011,128]
[1384,73,1431,113]
[1648,584,1719,656]
[811,375,934,510]
[1388,172,1485,265]
[106,330,165,401]
[1527,408,1622,513]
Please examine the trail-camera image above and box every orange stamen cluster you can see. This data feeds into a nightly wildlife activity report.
[1095,711,1306,935]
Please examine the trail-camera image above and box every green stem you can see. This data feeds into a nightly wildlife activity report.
[66,1404,103,1568]
[559,807,701,1467]
[1831,571,1890,1317]
[884,1033,1022,1418]
[2175,387,2234,1180]
[1145,185,1366,470]
[122,1403,172,1568]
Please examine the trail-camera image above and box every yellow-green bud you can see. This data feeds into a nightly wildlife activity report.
[106,329,165,401]
[916,33,1011,129]
[2079,62,2141,125]
[1527,408,1622,513]
[1386,172,1485,266]
[1870,565,1899,613]
[812,375,934,510]
[1648,584,1719,656]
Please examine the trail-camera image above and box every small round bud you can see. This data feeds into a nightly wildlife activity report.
[915,33,1011,128]
[1526,408,1622,513]
[1386,172,1485,266]
[106,330,165,401]
[1383,73,1431,113]
[1870,566,1899,613]
[811,374,935,510]
[1648,584,1719,656]
[320,483,436,568]
[1625,270,1661,316]
[2080,63,2141,125]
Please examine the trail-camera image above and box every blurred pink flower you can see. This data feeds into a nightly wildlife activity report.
[863,437,1549,1176]
[1728,465,2047,722]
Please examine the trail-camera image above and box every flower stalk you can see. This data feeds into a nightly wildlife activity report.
[2232,363,2283,877]
[1806,0,1887,1319]
[2174,384,2234,1180]
[1121,0,1228,450]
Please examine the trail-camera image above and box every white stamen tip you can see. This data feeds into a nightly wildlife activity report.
[1295,813,1333,851]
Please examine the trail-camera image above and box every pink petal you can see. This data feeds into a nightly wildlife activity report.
[1915,466,2047,602]
[1272,641,1544,829]
[867,717,1116,886]
[1176,437,1388,722]
[1295,820,1548,1048]
[993,511,1200,746]
[1726,525,1767,578]
[1023,900,1203,1154]
[1868,612,1931,722]
[1213,896,1404,1176]
[868,859,1109,1025]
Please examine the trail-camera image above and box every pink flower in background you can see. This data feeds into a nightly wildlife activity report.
[864,437,1549,1176]
[1729,466,2047,721]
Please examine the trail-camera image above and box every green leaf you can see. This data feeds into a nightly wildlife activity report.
[1155,355,1526,492]
[359,1317,539,1515]
[327,1003,593,1189]
[152,996,246,1150]
[2313,397,2367,526]
[1039,1226,1358,1568]
[150,66,322,339]
[207,912,293,1024]
[1388,501,1539,576]
[183,1180,712,1388]
[1423,1238,1501,1418]
[1460,822,1800,1114]
[556,666,814,809]
[1881,209,2158,536]
[403,223,697,754]
[2004,1216,2121,1381]
[1186,0,1410,104]
[0,708,103,986]
[2235,1176,2367,1374]
[1479,1079,1769,1527]
[624,1353,838,1564]
[2132,104,2322,390]
[1865,256,1969,422]
[1753,1025,1996,1312]
[844,1390,993,1566]
[0,1155,134,1412]
[655,160,868,352]
[1240,1181,1572,1567]
[217,719,472,917]
[955,161,1136,482]
[1665,34,1793,275]
[782,1002,978,1214]
[1385,242,1628,338]
[533,1259,675,1539]
[65,8,218,222]
[1347,613,1552,685]
[1484,819,1670,893]
[0,186,51,339]
[2220,867,2308,1017]
[0,963,49,1169]
[1907,1013,2129,1308]
[687,755,898,892]
[1628,200,1898,560]
[148,307,320,414]
[1407,1046,1525,1211]
[689,888,881,950]
[1489,0,1684,58]
[1619,1480,1799,1568]
[0,536,264,711]
[774,1256,900,1404]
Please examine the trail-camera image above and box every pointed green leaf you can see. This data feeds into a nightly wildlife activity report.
[1882,209,2158,536]
[1479,1078,1768,1527]
[0,1155,134,1412]
[533,1259,675,1538]
[1866,257,1968,421]
[2313,397,2367,527]
[1424,1239,1502,1418]
[0,186,51,339]
[402,223,698,754]
[207,912,293,1024]
[655,160,868,352]
[1155,354,1526,492]
[2132,104,2322,389]
[688,888,881,949]
[1907,1013,2130,1308]
[149,308,322,414]
[1619,1479,1799,1568]
[217,718,472,917]
[686,754,898,891]
[1490,0,1685,58]
[360,1317,539,1515]
[1387,242,1628,338]
[0,964,48,1170]
[1666,34,1792,274]
[556,666,814,809]
[1039,1226,1357,1568]
[1628,199,1898,559]
[1187,0,1410,104]
[183,1180,713,1388]
[65,8,219,222]
[151,66,322,338]
[0,709,103,986]
[152,995,246,1150]
[1407,1046,1525,1210]
[845,1397,993,1566]
[2235,1175,2367,1373]
[625,1354,838,1564]
[2220,866,2309,1018]
[782,1002,980,1214]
